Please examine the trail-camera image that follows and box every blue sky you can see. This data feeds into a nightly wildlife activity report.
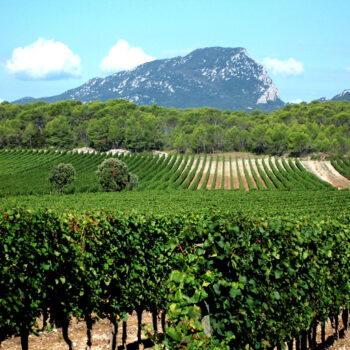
[1,0,349,104]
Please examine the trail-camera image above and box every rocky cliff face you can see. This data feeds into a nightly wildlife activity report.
[14,47,285,112]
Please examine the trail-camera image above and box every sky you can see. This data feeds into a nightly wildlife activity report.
[0,0,349,104]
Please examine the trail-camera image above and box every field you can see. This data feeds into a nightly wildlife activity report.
[1,149,350,198]
[1,149,350,350]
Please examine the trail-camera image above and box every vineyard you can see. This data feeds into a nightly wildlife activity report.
[0,149,350,349]
[1,149,349,197]
[331,157,350,181]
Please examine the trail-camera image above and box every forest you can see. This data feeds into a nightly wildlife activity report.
[0,99,349,155]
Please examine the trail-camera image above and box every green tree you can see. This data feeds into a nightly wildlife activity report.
[96,158,130,192]
[107,117,125,148]
[45,116,72,148]
[191,126,210,153]
[86,117,110,151]
[287,130,310,155]
[2,119,22,147]
[224,126,250,151]
[22,122,38,148]
[49,163,76,193]
[264,124,288,155]
[127,173,139,190]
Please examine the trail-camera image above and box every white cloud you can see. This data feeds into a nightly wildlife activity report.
[100,39,155,73]
[0,99,4,103]
[289,98,303,104]
[262,57,304,77]
[6,38,82,80]
[346,67,350,71]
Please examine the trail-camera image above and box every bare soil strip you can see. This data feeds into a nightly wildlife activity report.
[215,160,223,189]
[250,159,267,188]
[270,157,277,169]
[270,157,280,172]
[238,158,249,191]
[301,160,350,189]
[244,159,257,189]
[4,309,350,350]
[231,159,239,189]
[283,158,294,171]
[257,158,275,187]
[224,160,231,189]
[197,158,210,189]
[189,157,204,188]
[2,311,155,350]
[278,157,287,171]
[262,157,274,173]
[206,158,217,189]
[183,156,199,184]
[189,156,199,172]
[178,156,191,175]
[170,155,181,170]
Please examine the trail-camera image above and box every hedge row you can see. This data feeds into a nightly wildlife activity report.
[1,210,350,349]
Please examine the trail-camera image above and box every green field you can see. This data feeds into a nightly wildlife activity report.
[1,149,350,349]
[0,149,336,197]
[0,148,345,216]
[2,189,350,217]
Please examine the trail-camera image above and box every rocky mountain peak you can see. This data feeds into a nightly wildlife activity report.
[13,47,284,111]
[331,89,350,102]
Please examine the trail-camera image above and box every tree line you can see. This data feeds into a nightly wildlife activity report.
[0,98,349,155]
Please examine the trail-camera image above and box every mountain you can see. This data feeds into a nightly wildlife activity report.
[316,90,350,103]
[13,47,285,112]
[331,89,350,102]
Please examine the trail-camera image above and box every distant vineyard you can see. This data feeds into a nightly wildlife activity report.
[331,157,350,180]
[0,149,107,196]
[1,149,350,196]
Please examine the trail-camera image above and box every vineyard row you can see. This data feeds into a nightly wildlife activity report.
[0,149,346,197]
[1,209,350,349]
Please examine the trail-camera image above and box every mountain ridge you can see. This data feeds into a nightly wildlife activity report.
[13,47,286,111]
[331,89,350,102]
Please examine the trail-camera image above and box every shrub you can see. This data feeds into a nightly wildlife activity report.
[49,163,76,193]
[96,158,130,192]
[127,173,139,190]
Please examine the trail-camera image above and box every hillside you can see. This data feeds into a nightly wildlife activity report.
[1,149,349,199]
[13,47,285,112]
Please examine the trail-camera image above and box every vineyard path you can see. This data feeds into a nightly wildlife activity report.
[250,159,267,188]
[224,159,231,189]
[231,159,239,189]
[237,158,249,191]
[244,159,257,189]
[301,160,350,189]
[206,159,216,189]
[189,156,204,188]
[215,160,223,189]
[197,157,210,189]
